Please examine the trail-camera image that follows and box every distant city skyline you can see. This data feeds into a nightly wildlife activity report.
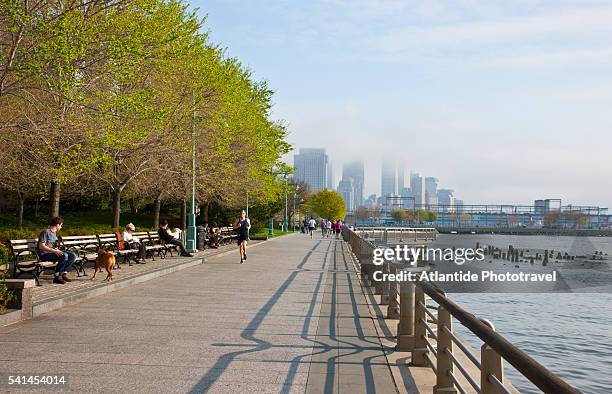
[199,1,612,209]
[290,150,611,210]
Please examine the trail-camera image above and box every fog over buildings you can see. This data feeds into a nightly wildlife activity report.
[292,150,463,212]
[203,2,612,209]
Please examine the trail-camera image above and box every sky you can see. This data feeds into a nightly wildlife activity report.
[193,0,612,208]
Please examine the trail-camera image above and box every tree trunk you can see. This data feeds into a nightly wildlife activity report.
[181,198,187,230]
[34,198,39,219]
[112,188,122,228]
[203,201,209,222]
[17,193,24,228]
[49,181,60,220]
[129,199,138,214]
[153,198,161,229]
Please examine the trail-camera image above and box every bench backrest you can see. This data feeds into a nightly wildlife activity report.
[97,233,117,248]
[132,231,149,240]
[8,239,38,258]
[59,235,99,250]
[117,231,149,249]
[148,231,162,244]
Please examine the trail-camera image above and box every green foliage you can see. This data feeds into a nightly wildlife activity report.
[0,242,10,265]
[390,209,437,223]
[417,210,429,222]
[308,189,346,221]
[0,0,291,228]
[391,209,403,222]
[0,269,13,313]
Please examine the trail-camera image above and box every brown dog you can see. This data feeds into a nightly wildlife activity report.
[91,247,116,282]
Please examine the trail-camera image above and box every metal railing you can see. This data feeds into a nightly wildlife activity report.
[342,226,581,394]
[353,227,438,245]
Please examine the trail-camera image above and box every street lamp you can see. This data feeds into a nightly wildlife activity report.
[264,169,291,233]
[186,105,197,253]
[292,184,299,232]
[283,174,288,232]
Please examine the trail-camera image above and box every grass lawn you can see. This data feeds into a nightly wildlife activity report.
[0,211,179,232]
[251,228,297,238]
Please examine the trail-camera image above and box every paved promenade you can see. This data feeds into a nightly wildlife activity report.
[0,234,400,393]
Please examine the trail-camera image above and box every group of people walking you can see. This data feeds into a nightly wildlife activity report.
[305,217,343,239]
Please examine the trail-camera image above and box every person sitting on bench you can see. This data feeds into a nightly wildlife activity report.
[37,216,76,284]
[123,223,146,264]
[158,220,193,257]
[209,222,223,248]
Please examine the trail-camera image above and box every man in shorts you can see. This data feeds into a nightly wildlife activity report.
[233,210,251,264]
[308,217,316,239]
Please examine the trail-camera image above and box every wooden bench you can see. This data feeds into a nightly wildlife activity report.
[220,226,238,245]
[96,233,133,269]
[57,234,98,276]
[114,232,146,265]
[148,231,175,257]
[8,239,58,286]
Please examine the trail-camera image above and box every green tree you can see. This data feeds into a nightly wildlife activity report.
[391,209,404,222]
[308,189,346,221]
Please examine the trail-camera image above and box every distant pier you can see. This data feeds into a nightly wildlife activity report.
[436,226,612,236]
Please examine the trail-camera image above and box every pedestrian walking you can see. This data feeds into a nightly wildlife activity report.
[335,219,343,238]
[308,217,316,239]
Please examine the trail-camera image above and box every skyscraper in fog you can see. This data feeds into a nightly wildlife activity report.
[397,165,405,193]
[327,161,335,190]
[410,172,425,207]
[342,160,364,207]
[294,148,328,192]
[337,178,354,212]
[425,177,438,207]
[381,160,397,199]
[437,189,455,211]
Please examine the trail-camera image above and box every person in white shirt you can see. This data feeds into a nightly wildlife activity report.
[325,219,332,238]
[308,217,316,239]
[123,223,146,264]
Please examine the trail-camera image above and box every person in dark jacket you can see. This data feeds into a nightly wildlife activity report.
[158,220,193,257]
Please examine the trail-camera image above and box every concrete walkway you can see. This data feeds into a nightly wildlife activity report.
[0,234,399,393]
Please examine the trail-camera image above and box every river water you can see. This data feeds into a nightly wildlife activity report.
[439,234,612,393]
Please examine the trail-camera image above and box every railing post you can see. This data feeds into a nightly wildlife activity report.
[411,286,428,366]
[380,261,390,305]
[373,260,384,295]
[396,279,415,351]
[434,306,457,394]
[481,320,504,394]
[387,265,400,319]
[360,241,375,288]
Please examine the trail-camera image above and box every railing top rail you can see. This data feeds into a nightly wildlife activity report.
[343,226,580,394]
[354,227,438,231]
[418,281,580,394]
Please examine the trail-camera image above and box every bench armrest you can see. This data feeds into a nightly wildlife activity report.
[13,249,40,264]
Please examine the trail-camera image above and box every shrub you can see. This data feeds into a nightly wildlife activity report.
[0,270,13,313]
[0,242,10,265]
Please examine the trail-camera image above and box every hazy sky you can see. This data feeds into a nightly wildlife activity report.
[194,0,612,208]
